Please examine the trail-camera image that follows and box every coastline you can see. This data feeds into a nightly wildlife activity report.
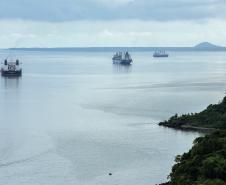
[158,96,226,133]
[159,123,222,133]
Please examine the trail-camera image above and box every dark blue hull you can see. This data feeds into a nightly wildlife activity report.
[113,59,132,65]
[1,70,22,77]
[153,54,169,57]
[120,59,132,65]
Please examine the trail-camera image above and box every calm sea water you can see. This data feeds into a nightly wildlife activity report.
[0,50,226,185]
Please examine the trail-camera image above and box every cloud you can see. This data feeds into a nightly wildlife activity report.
[0,0,225,21]
[0,19,225,48]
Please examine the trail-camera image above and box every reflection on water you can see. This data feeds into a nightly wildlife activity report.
[112,63,132,73]
[1,76,21,89]
[0,76,22,110]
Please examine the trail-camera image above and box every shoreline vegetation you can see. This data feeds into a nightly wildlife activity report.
[158,97,226,185]
[159,97,226,131]
[159,131,226,185]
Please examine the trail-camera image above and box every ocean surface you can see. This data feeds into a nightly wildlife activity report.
[0,50,226,185]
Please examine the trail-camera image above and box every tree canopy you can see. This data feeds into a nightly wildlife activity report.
[159,97,226,130]
[160,131,226,185]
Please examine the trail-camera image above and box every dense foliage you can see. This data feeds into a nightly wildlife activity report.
[160,131,226,185]
[159,97,226,130]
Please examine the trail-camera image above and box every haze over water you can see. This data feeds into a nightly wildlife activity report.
[0,50,226,185]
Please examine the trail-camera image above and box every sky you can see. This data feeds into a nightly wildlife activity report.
[0,0,226,48]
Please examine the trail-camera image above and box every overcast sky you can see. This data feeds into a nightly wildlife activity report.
[0,0,225,48]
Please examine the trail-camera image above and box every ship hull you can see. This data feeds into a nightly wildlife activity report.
[153,54,169,58]
[113,59,132,65]
[1,70,22,77]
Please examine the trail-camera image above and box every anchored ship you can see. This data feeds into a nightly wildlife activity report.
[1,59,22,77]
[153,50,169,57]
[112,52,133,65]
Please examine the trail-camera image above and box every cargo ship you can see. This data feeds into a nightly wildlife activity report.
[112,52,133,65]
[153,50,169,57]
[1,59,22,77]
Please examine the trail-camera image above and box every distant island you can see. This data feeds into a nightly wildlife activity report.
[194,42,223,50]
[159,96,226,131]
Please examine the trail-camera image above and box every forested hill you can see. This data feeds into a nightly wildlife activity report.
[159,131,226,185]
[159,96,226,185]
[159,97,226,130]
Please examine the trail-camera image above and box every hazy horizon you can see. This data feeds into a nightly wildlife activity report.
[2,41,226,49]
[3,43,226,51]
